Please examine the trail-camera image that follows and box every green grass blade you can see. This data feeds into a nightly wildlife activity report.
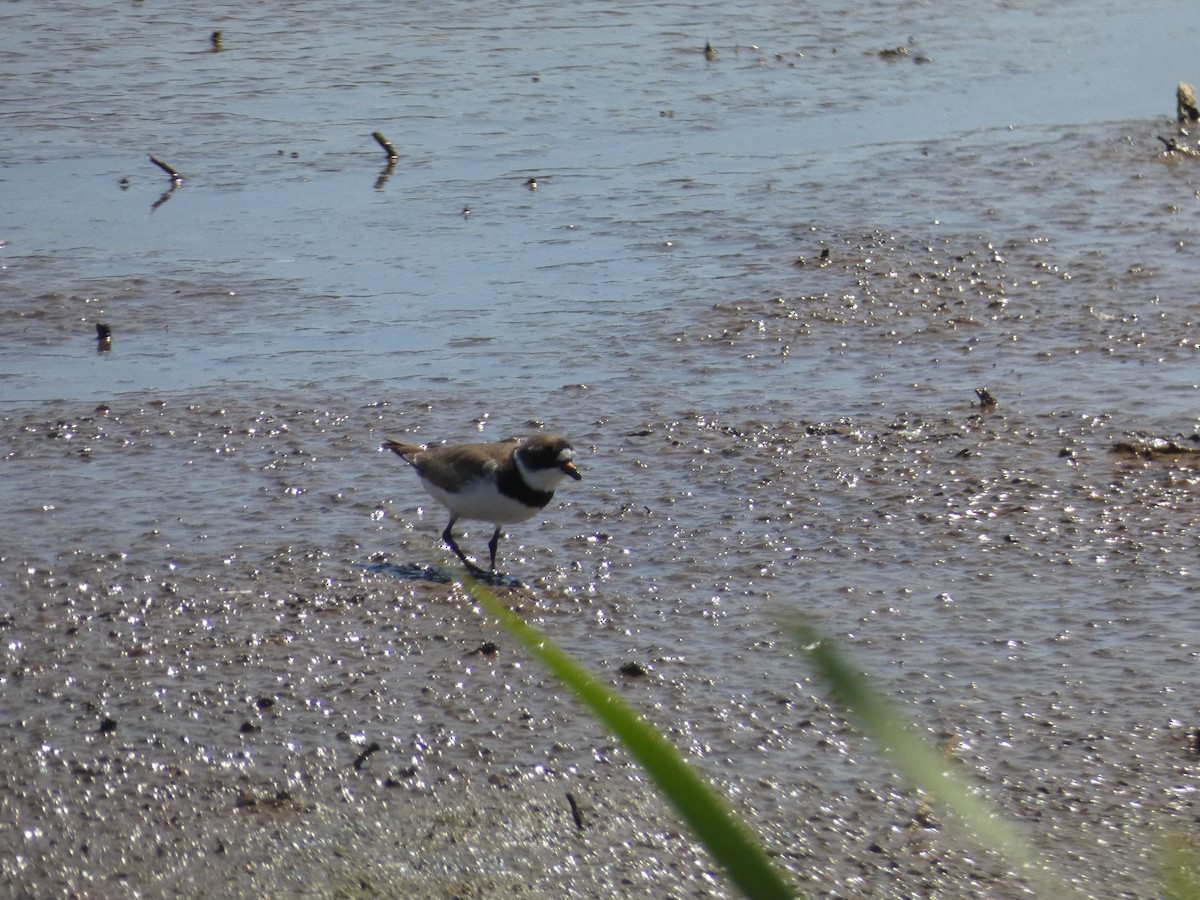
[1159,834,1200,900]
[788,621,1072,896]
[464,578,800,900]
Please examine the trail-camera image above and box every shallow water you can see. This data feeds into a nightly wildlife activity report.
[3,1,1200,897]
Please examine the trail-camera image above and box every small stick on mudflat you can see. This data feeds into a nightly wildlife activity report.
[352,741,381,770]
[372,131,398,162]
[149,155,183,186]
[565,792,584,831]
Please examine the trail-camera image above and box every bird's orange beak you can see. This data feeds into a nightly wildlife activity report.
[562,460,582,480]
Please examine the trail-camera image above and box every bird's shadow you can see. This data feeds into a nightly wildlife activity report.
[354,561,526,589]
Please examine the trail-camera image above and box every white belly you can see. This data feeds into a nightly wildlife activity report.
[422,477,542,524]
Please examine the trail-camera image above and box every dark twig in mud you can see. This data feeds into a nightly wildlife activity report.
[352,741,381,770]
[565,792,585,830]
[149,155,183,185]
[372,131,398,162]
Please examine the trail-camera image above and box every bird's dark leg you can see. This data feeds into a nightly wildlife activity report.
[487,526,503,574]
[487,525,506,573]
[442,516,486,575]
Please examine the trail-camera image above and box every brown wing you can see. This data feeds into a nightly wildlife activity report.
[411,441,521,493]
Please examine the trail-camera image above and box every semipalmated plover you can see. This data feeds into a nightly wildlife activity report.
[382,434,582,575]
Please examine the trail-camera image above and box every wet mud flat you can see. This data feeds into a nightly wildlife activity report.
[3,1,1200,894]
[5,123,1200,897]
[2,385,1199,899]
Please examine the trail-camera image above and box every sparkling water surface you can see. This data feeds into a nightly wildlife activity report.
[2,1,1200,897]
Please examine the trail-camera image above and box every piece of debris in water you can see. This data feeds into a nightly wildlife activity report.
[1111,434,1200,460]
[975,387,997,408]
[1178,82,1199,124]
[372,130,398,162]
[149,154,183,186]
[1157,134,1200,157]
